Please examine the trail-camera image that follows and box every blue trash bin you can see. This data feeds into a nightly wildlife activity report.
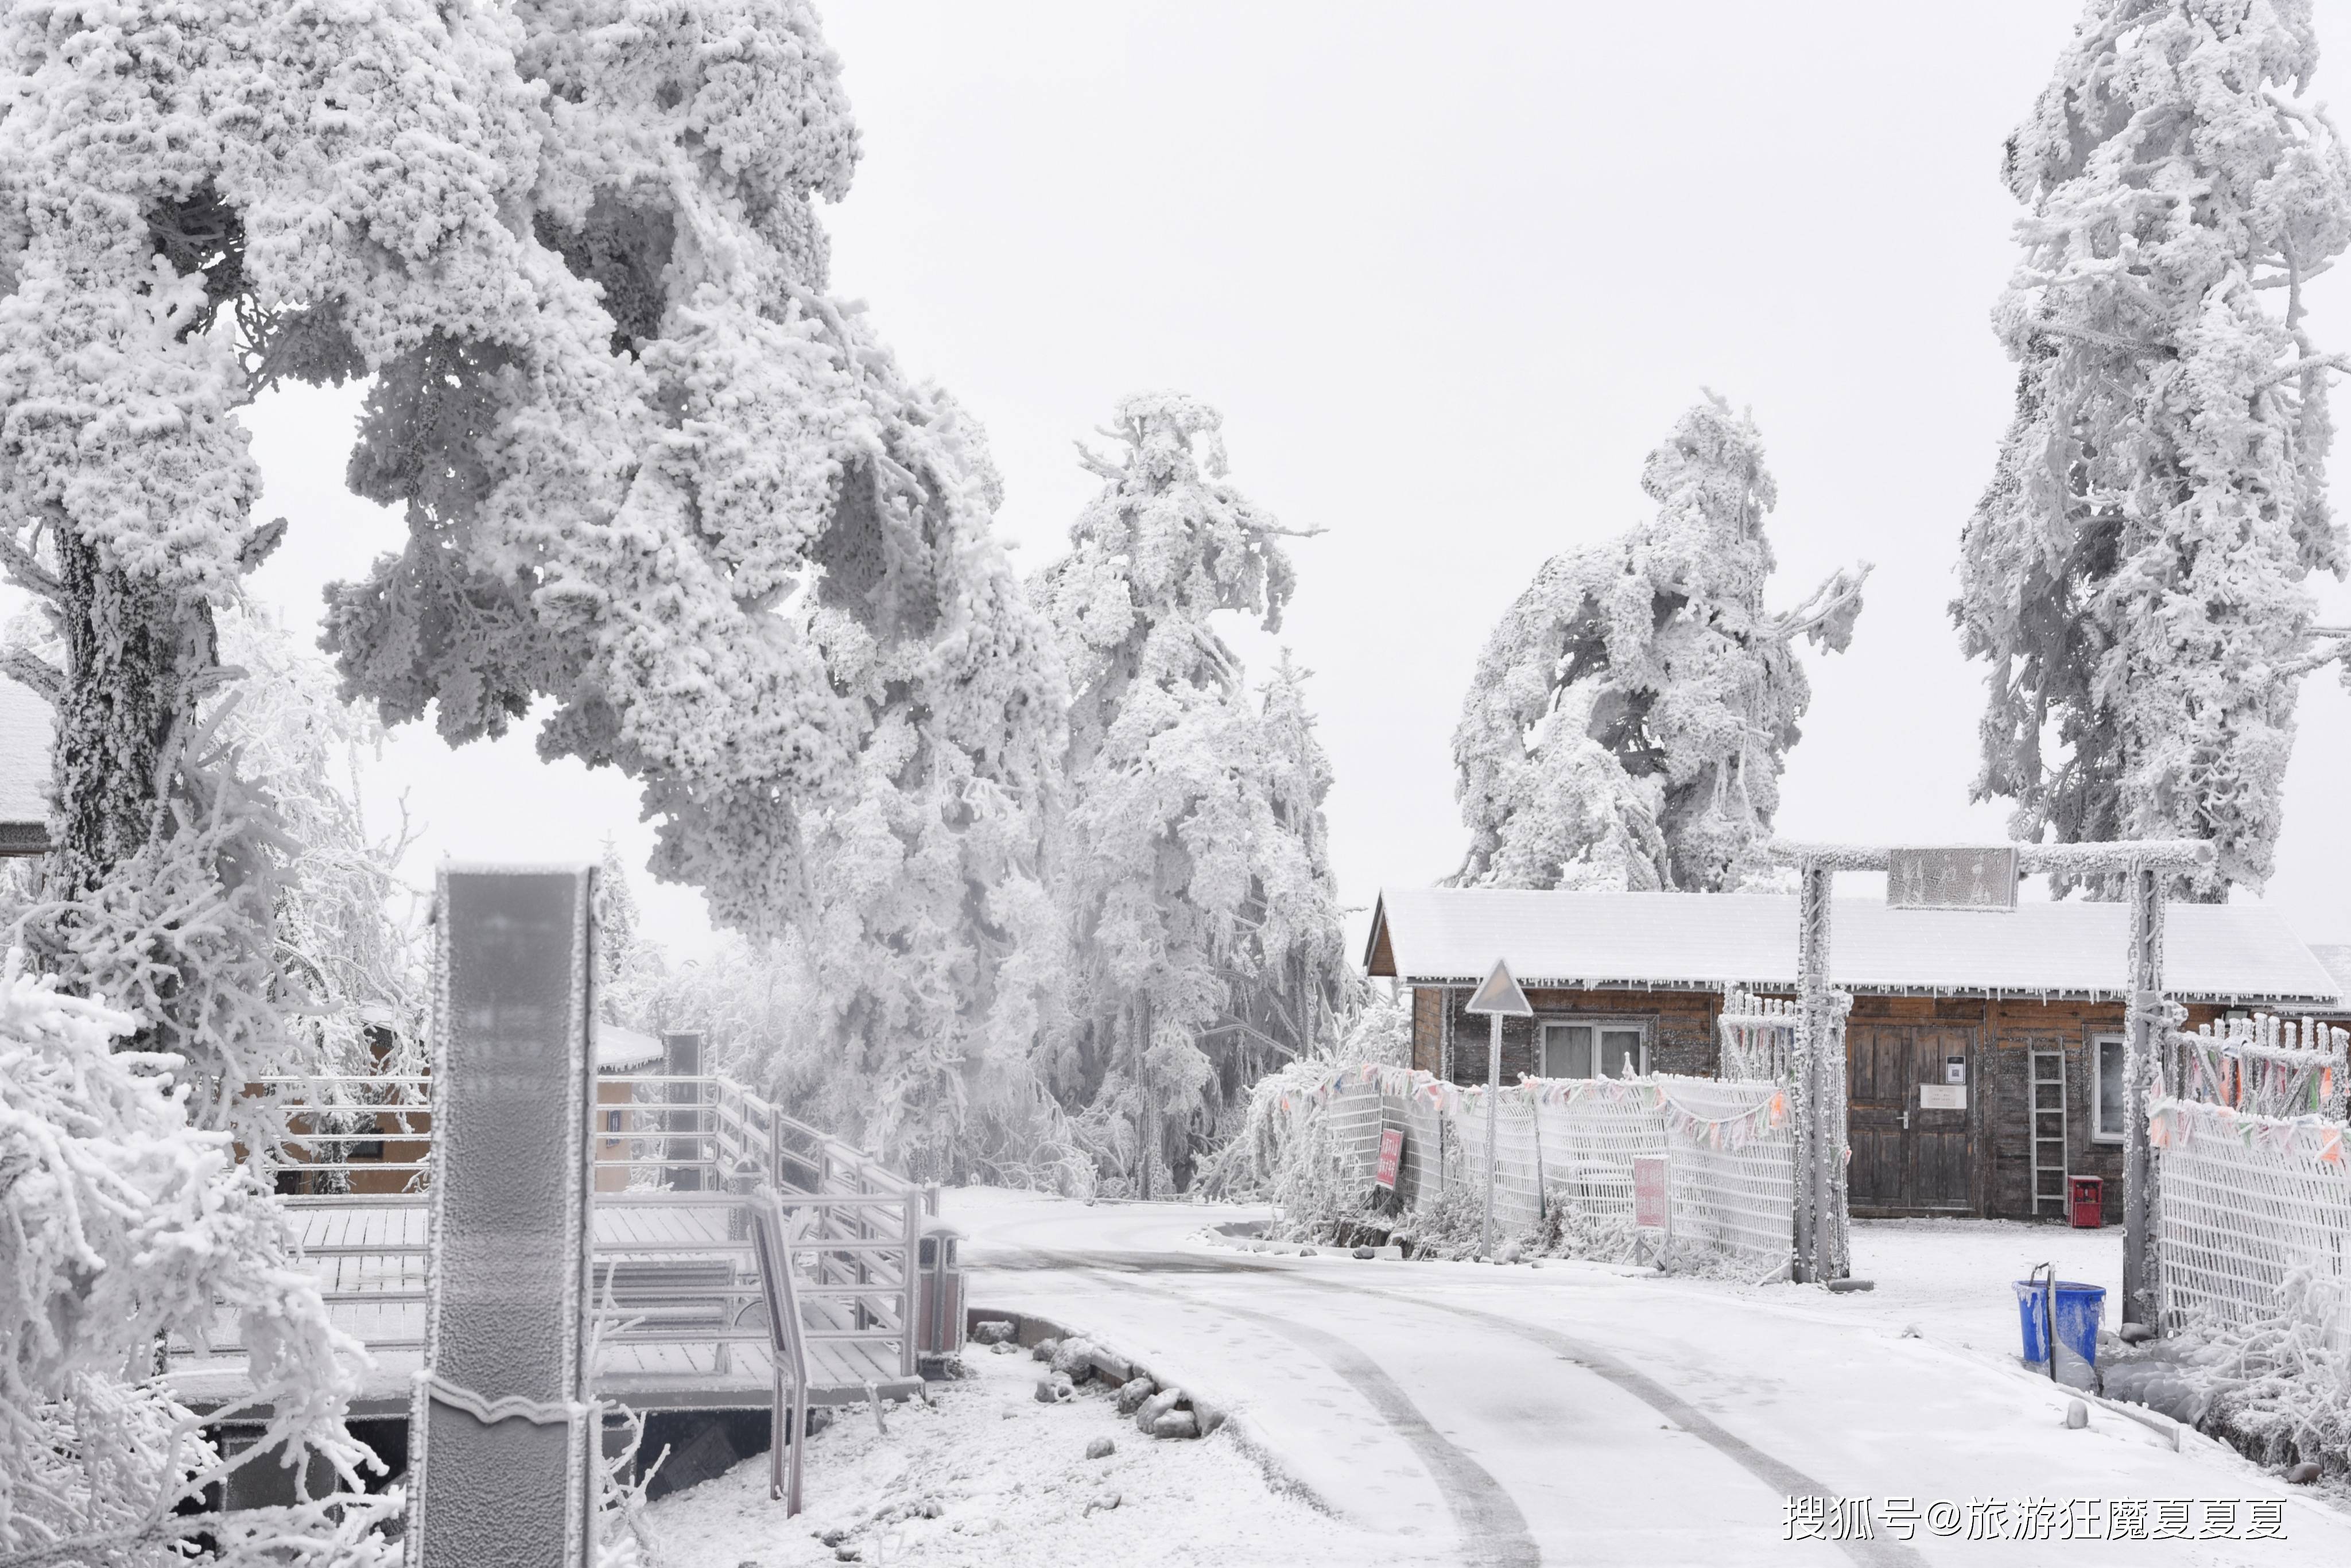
[2014,1276,2105,1390]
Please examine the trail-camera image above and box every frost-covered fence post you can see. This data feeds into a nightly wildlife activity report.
[2122,861,2164,1332]
[1789,856,1849,1283]
[409,865,599,1568]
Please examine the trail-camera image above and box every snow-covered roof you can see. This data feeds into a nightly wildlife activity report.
[2305,944,2351,1012]
[1365,888,2344,1006]
[594,1020,663,1070]
[0,674,50,855]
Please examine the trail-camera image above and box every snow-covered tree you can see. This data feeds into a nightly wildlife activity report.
[0,1,542,1072]
[1453,397,1868,892]
[593,838,668,1035]
[2,610,420,1134]
[1956,0,2351,899]
[1034,395,1349,1194]
[221,614,423,1073]
[0,953,390,1566]
[2,3,1049,1064]
[321,7,1065,948]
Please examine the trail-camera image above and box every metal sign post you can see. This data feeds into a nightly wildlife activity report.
[409,865,599,1568]
[1464,960,1533,1259]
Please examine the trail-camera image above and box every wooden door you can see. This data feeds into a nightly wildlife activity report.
[1846,1024,1974,1215]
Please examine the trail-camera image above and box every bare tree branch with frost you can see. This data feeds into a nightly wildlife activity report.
[1453,395,1868,892]
[1956,0,2351,898]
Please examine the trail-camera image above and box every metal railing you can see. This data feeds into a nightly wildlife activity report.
[188,1071,928,1390]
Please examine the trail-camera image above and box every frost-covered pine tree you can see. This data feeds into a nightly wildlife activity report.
[593,838,669,1035]
[1034,395,1349,1194]
[1453,397,1868,892]
[1956,0,2351,899]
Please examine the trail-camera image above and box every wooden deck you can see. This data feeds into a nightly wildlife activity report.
[168,1195,921,1419]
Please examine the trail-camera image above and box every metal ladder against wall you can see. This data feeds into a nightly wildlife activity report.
[2030,1049,2068,1220]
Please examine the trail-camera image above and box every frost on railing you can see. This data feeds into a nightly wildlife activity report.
[1253,1060,1794,1276]
[2172,1014,2349,1120]
[2154,1014,2351,1336]
[183,1070,929,1396]
[1717,989,1798,1083]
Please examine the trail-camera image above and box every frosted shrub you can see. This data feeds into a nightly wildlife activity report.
[0,952,389,1566]
[2160,1267,2351,1476]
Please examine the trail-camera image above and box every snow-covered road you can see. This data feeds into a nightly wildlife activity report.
[949,1190,2349,1567]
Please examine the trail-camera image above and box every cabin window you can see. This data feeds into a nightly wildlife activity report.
[2091,1034,2125,1144]
[606,1108,625,1135]
[1539,1020,1648,1080]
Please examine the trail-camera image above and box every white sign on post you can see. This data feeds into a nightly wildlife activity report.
[1464,961,1533,1260]
[1887,847,2019,911]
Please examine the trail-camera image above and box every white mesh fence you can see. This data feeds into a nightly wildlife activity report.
[2152,1096,2351,1334]
[1658,1077,1798,1270]
[2152,1016,2351,1334]
[1273,1062,1793,1275]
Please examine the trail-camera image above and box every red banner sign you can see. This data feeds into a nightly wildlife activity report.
[1632,1156,1669,1229]
[1374,1126,1405,1190]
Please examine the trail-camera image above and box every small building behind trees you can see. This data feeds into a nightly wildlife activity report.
[0,674,50,857]
[1364,888,2345,1221]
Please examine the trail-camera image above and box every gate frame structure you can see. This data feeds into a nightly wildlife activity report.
[1765,839,2212,1308]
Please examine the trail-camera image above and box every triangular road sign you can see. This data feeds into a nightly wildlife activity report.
[1464,960,1533,1017]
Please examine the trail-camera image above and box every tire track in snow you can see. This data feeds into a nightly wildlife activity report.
[1285,1273,1930,1568]
[980,1248,1538,1568]
[974,1245,1925,1568]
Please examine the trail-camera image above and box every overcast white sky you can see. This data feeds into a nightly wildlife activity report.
[232,1,2351,961]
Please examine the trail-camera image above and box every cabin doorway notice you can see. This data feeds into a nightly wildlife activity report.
[1846,1024,1973,1216]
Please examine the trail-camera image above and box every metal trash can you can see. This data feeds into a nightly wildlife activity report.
[915,1218,965,1365]
[2067,1174,2104,1229]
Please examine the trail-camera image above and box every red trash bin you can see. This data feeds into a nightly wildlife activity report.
[2068,1175,2104,1229]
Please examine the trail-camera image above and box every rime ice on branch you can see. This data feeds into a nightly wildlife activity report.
[1956,0,2351,899]
[1452,396,1868,893]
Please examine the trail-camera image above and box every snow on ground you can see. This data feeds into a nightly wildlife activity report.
[936,1188,2351,1566]
[1848,1217,2128,1365]
[642,1196,2347,1566]
[640,1327,1400,1568]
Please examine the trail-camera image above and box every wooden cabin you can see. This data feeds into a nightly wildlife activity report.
[1364,888,2346,1222]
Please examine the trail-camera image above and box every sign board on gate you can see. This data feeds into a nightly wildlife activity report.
[1374,1125,1405,1190]
[1887,847,2018,911]
[1632,1156,1670,1231]
[1920,1084,1967,1112]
